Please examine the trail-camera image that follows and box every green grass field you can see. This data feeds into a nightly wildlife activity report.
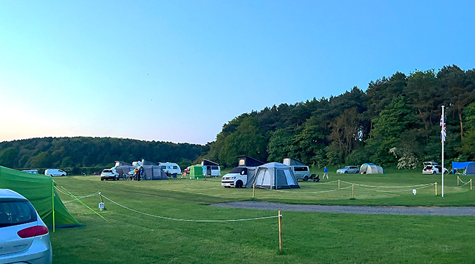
[50,170,475,263]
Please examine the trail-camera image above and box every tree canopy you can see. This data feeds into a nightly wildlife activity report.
[202,65,475,168]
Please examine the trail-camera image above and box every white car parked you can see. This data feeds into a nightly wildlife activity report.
[337,166,360,174]
[422,161,448,174]
[101,169,119,181]
[0,189,52,264]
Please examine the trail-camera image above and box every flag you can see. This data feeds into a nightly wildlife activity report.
[440,114,446,143]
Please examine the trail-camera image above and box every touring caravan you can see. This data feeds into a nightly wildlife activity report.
[158,162,182,176]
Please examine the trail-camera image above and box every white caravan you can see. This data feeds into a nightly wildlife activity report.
[158,162,182,176]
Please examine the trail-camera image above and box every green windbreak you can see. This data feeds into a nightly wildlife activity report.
[0,166,80,228]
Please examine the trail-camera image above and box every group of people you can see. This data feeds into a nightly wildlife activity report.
[129,167,143,181]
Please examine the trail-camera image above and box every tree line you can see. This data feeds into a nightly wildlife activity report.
[1,65,474,171]
[0,137,205,170]
[200,65,475,169]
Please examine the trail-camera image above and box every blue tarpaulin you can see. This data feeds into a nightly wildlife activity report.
[452,162,475,170]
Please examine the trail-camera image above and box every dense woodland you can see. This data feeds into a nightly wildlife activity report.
[1,65,475,171]
[0,137,204,172]
[201,65,475,169]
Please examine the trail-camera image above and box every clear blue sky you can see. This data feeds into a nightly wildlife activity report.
[1,0,474,145]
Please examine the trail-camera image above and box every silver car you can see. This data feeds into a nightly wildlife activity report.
[336,166,360,174]
[0,189,52,264]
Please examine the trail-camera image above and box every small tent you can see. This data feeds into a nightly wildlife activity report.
[360,163,385,174]
[249,162,300,189]
[0,166,80,228]
[189,165,205,179]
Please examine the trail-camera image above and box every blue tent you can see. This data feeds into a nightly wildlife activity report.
[451,162,475,175]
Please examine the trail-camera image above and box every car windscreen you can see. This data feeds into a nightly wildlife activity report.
[294,166,308,171]
[0,198,37,228]
[229,167,247,174]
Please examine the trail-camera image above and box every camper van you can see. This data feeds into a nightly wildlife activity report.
[201,159,221,177]
[158,162,182,176]
[221,156,264,188]
[44,169,67,177]
[283,158,310,181]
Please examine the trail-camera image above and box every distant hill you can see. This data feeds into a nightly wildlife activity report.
[0,137,206,170]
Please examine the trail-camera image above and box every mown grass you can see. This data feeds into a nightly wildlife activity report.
[50,171,475,263]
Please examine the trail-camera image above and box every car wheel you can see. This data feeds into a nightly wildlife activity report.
[345,171,348,174]
[101,178,104,181]
[303,176,308,181]
[236,181,243,188]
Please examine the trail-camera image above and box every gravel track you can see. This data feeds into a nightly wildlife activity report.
[211,201,475,216]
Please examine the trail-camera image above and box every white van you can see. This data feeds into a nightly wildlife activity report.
[204,165,221,177]
[158,162,182,176]
[283,158,310,181]
[44,169,67,177]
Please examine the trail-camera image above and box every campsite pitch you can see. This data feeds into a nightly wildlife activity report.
[49,171,475,263]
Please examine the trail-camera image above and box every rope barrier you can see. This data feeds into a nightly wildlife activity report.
[100,194,279,222]
[276,186,352,194]
[459,178,469,185]
[459,181,470,187]
[55,186,107,221]
[55,186,100,203]
[315,180,339,185]
[370,184,434,193]
[340,181,434,189]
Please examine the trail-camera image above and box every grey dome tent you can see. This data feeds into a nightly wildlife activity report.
[248,162,300,189]
[360,163,385,174]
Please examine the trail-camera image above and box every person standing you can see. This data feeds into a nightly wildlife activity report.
[134,167,139,181]
[323,166,329,179]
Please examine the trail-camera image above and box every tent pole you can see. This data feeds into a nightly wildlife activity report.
[52,180,55,232]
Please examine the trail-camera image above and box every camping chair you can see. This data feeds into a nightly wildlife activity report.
[309,174,316,180]
[313,175,320,182]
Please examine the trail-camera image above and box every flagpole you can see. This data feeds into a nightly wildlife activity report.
[442,105,445,198]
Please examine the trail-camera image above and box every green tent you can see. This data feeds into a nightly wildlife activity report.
[0,166,80,228]
[189,165,204,179]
